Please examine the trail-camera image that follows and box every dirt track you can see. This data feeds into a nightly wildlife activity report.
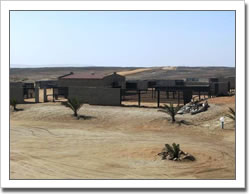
[10,96,235,179]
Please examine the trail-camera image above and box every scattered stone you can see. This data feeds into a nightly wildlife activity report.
[182,155,195,161]
[177,100,209,115]
[158,144,195,162]
[166,155,173,160]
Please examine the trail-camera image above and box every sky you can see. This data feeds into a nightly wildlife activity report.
[10,11,235,68]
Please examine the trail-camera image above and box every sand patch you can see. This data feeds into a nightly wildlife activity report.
[117,68,152,76]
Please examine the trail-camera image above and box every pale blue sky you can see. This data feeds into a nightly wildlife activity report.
[10,11,235,67]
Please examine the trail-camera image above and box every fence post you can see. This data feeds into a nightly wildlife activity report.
[157,90,160,108]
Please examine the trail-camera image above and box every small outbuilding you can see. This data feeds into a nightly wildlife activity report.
[56,72,126,106]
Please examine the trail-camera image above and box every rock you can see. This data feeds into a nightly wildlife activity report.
[182,155,195,161]
[158,146,195,162]
[166,155,173,160]
[158,152,163,156]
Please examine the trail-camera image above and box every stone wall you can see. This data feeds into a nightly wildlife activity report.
[68,87,121,106]
[10,82,24,103]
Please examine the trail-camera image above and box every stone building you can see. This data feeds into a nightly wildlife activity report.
[56,72,125,106]
[58,72,125,88]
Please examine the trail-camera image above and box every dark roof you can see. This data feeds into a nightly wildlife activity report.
[60,72,109,80]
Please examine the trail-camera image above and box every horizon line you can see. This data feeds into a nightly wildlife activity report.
[10,64,236,68]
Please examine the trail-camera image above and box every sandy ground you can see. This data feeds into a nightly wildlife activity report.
[117,68,152,76]
[161,66,177,70]
[10,96,235,179]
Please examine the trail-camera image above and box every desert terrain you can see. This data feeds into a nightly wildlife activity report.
[10,96,235,179]
[10,66,235,81]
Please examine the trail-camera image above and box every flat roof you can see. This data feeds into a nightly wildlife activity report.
[60,72,109,80]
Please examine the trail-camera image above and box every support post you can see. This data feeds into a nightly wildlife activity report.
[138,90,141,107]
[157,90,160,108]
[44,87,47,102]
[208,88,211,98]
[178,91,180,106]
[120,89,122,105]
[52,88,55,102]
[35,86,39,103]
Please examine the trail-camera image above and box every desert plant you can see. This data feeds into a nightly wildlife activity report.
[165,143,180,159]
[10,98,18,111]
[158,103,181,123]
[226,107,235,121]
[62,98,83,117]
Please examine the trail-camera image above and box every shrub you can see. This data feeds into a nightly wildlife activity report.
[10,98,18,111]
[226,107,235,121]
[62,98,84,117]
[158,103,181,123]
[165,143,180,159]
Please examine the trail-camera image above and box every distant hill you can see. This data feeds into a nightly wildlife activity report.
[125,66,235,80]
[10,67,136,82]
[10,66,235,82]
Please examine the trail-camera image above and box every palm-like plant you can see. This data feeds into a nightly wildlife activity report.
[165,143,180,159]
[62,98,83,117]
[10,98,18,111]
[226,107,235,121]
[158,103,181,123]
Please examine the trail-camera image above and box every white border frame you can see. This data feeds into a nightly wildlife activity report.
[1,0,245,189]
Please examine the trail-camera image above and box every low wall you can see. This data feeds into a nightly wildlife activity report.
[68,87,121,106]
[10,82,24,103]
